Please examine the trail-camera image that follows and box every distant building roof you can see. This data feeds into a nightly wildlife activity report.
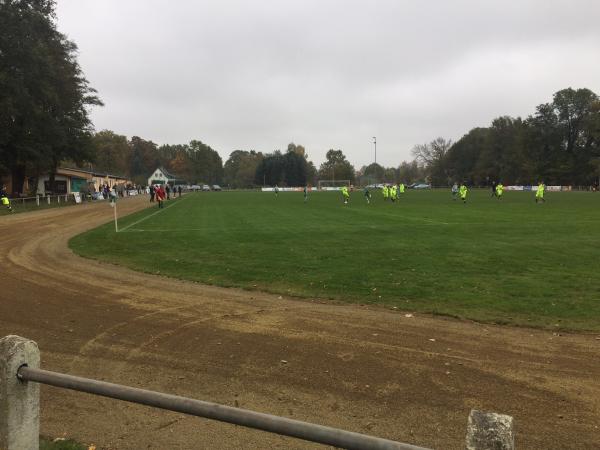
[60,167,130,180]
[151,167,186,182]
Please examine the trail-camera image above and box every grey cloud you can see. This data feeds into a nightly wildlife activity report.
[57,0,600,167]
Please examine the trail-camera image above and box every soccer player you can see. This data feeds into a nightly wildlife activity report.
[451,182,458,200]
[303,185,308,203]
[1,185,12,212]
[535,181,546,203]
[364,186,371,204]
[491,180,497,197]
[390,184,397,202]
[341,185,350,204]
[382,184,389,201]
[399,183,405,195]
[274,184,279,198]
[459,182,468,204]
[496,182,504,199]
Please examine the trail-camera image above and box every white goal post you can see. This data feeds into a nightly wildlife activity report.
[318,180,351,191]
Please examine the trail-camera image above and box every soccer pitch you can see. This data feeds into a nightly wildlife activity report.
[70,189,600,331]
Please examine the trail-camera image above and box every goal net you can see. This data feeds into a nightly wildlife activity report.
[318,180,351,191]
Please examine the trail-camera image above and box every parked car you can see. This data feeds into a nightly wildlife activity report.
[411,183,431,189]
[202,185,210,191]
[211,185,222,191]
[189,185,201,191]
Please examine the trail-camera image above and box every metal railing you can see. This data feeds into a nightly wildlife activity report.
[0,335,515,450]
[17,366,425,450]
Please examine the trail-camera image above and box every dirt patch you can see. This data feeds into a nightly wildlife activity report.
[1,196,599,449]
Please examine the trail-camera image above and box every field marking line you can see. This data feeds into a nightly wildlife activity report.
[119,196,188,232]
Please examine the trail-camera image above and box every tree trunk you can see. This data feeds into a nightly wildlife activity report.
[47,158,59,195]
[10,165,26,196]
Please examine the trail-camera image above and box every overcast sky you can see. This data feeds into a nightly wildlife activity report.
[56,0,600,167]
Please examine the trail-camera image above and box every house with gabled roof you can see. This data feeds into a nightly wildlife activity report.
[147,167,186,186]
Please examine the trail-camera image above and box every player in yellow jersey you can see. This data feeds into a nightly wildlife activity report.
[341,185,350,204]
[459,183,468,204]
[535,181,545,203]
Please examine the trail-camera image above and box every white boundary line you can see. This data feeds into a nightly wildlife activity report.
[119,197,188,232]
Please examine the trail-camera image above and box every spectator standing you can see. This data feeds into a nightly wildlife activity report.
[155,185,166,208]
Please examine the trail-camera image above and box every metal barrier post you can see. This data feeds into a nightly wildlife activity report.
[36,196,39,206]
[0,336,40,450]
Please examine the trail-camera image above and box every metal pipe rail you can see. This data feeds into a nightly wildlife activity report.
[17,366,430,450]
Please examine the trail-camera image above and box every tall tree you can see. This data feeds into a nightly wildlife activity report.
[254,149,308,186]
[318,149,355,182]
[362,163,385,184]
[411,137,452,185]
[444,128,488,184]
[129,136,159,184]
[306,160,318,186]
[397,160,424,184]
[474,117,526,184]
[168,146,191,179]
[90,130,130,175]
[224,150,263,188]
[187,140,223,184]
[0,0,102,193]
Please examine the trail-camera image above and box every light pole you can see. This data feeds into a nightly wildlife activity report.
[373,137,377,165]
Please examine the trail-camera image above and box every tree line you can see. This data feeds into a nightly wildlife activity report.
[90,131,223,186]
[88,86,600,190]
[414,88,600,186]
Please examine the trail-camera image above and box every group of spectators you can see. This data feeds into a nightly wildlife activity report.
[149,184,183,208]
[79,183,148,201]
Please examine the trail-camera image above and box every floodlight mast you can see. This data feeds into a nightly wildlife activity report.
[373,137,377,165]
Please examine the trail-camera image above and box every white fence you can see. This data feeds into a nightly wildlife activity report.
[504,185,567,192]
[4,194,76,209]
[261,187,318,192]
[2,191,146,212]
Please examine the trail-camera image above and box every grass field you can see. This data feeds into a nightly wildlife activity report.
[40,437,86,450]
[69,189,600,331]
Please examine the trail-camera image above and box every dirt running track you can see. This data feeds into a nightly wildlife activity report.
[1,197,599,450]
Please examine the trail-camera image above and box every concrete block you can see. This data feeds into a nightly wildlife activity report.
[466,409,515,450]
[0,335,40,450]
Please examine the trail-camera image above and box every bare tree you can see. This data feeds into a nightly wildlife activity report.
[411,137,452,166]
[411,137,453,185]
